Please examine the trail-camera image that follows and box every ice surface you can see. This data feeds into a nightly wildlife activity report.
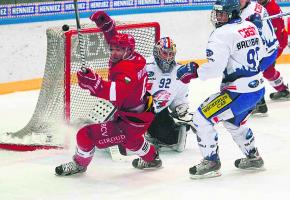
[1,11,290,200]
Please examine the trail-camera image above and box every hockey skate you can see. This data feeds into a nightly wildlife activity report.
[132,154,162,169]
[55,160,86,176]
[269,87,290,101]
[234,148,264,170]
[189,159,221,179]
[251,97,268,116]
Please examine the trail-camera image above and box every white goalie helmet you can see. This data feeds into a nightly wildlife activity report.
[153,37,177,73]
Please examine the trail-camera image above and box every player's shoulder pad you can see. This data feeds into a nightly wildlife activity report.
[210,25,233,42]
[119,53,146,69]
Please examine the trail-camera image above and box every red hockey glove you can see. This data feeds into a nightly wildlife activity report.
[90,11,115,32]
[77,68,102,96]
[177,62,199,84]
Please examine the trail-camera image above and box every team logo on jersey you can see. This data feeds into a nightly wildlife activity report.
[124,77,131,84]
[146,83,153,90]
[254,3,263,14]
[238,26,257,38]
[248,80,260,88]
[206,49,213,57]
[148,71,155,77]
[153,90,171,109]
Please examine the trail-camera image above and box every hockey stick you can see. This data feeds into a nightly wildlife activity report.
[263,11,290,20]
[73,0,87,73]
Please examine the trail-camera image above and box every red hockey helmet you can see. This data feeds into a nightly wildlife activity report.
[109,33,135,52]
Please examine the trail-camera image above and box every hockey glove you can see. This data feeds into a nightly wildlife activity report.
[77,67,102,96]
[177,61,199,84]
[175,103,189,118]
[90,11,115,33]
[249,13,263,33]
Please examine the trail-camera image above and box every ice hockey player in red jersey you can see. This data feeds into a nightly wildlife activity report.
[55,11,162,176]
[254,0,289,114]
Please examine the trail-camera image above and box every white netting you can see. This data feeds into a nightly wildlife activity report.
[0,22,160,151]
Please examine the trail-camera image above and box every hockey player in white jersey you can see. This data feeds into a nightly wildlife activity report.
[177,0,277,179]
[145,37,190,152]
[240,0,280,115]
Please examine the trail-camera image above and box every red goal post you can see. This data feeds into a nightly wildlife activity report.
[0,21,160,151]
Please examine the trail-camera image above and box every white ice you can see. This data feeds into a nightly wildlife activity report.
[1,11,290,200]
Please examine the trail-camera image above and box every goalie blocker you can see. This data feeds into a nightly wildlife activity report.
[146,108,191,152]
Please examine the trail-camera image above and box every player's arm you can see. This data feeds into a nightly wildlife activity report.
[169,83,189,114]
[177,31,230,83]
[98,72,137,106]
[90,11,118,43]
[197,34,230,81]
[259,48,278,72]
[260,9,279,52]
[77,67,137,107]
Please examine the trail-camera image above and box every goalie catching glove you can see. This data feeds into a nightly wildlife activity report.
[170,104,193,123]
[177,61,199,84]
[174,104,189,118]
[77,67,103,96]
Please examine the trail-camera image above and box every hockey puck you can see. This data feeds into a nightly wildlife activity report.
[62,24,69,31]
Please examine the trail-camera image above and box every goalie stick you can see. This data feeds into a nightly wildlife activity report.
[73,0,131,161]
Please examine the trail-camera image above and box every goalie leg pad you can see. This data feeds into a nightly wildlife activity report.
[174,125,188,152]
[148,108,180,145]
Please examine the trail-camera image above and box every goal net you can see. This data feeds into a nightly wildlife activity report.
[0,21,160,151]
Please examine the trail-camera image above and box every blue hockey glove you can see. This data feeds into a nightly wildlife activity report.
[249,13,263,31]
[177,61,199,84]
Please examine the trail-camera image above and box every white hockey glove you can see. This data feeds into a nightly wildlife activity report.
[175,104,189,118]
[171,104,192,122]
[171,104,196,133]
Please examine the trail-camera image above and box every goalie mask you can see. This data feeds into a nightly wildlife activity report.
[211,0,241,28]
[109,33,135,63]
[153,37,177,73]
